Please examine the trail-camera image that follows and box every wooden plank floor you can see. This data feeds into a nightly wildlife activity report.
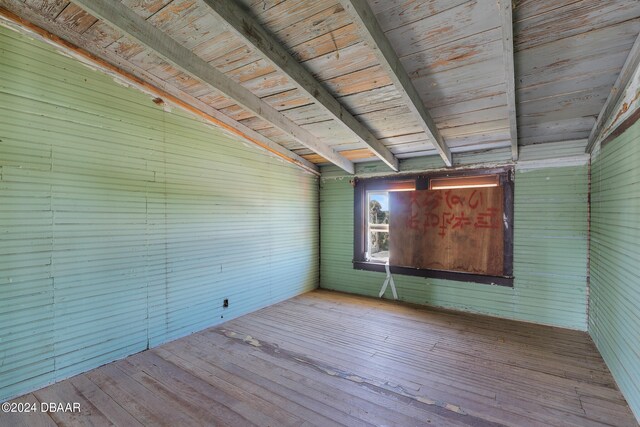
[2,290,637,427]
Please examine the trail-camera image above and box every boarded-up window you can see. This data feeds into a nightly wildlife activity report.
[353,169,513,285]
[389,187,504,276]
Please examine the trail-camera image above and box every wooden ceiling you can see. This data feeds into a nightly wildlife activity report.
[1,0,639,173]
[514,1,640,146]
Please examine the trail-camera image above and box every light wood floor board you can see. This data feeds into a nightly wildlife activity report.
[1,290,637,426]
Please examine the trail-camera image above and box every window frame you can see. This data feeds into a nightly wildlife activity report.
[366,191,390,262]
[353,167,514,287]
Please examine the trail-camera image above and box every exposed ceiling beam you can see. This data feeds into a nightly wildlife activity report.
[0,4,320,176]
[71,0,354,174]
[338,0,452,167]
[586,32,640,153]
[201,0,399,172]
[498,0,519,161]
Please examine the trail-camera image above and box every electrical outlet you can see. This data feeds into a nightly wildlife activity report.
[223,298,229,308]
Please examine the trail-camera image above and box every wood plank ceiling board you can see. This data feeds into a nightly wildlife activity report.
[518,118,595,146]
[335,0,514,161]
[23,0,69,19]
[65,0,356,173]
[515,0,640,51]
[517,23,640,90]
[14,0,337,166]
[192,7,352,83]
[339,0,453,166]
[152,2,448,164]
[514,0,640,147]
[189,1,411,164]
[54,3,96,33]
[12,0,507,171]
[388,0,509,154]
[80,2,271,128]
[227,2,361,67]
[222,0,440,162]
[0,1,320,175]
[586,31,640,152]
[149,1,400,164]
[10,0,640,168]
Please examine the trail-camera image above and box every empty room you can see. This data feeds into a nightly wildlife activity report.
[1,0,640,426]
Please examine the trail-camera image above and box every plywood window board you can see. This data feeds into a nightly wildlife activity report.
[353,168,514,286]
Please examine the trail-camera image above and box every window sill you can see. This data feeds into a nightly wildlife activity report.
[353,261,514,287]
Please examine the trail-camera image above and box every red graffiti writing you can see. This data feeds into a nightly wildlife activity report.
[451,212,472,229]
[422,212,439,231]
[469,190,482,209]
[422,192,442,211]
[474,208,500,229]
[405,190,500,237]
[445,190,465,209]
[438,213,453,237]
[407,210,420,230]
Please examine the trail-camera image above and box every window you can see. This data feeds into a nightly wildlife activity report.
[353,168,514,286]
[366,185,416,262]
[367,191,390,262]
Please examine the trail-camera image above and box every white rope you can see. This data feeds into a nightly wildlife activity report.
[379,261,398,300]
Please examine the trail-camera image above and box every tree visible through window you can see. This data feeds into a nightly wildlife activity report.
[368,192,389,261]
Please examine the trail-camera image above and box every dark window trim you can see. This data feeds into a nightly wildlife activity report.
[352,262,514,286]
[353,167,515,287]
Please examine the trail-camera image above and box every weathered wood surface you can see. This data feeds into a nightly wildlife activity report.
[587,31,640,152]
[497,0,518,160]
[3,291,638,426]
[390,187,505,275]
[515,0,640,147]
[202,0,399,170]
[9,0,513,164]
[23,0,69,19]
[339,0,453,166]
[7,0,640,164]
[0,4,320,176]
[514,0,640,51]
[384,0,508,159]
[70,0,355,173]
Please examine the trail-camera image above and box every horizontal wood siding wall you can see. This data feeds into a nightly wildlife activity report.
[590,120,640,421]
[0,26,318,402]
[320,165,588,329]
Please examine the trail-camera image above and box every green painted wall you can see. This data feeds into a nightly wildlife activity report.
[590,120,640,421]
[0,27,318,401]
[320,164,588,330]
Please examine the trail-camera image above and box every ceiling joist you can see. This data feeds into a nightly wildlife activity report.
[338,0,453,167]
[586,31,640,153]
[497,0,519,161]
[201,0,399,171]
[0,4,320,176]
[71,0,355,174]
